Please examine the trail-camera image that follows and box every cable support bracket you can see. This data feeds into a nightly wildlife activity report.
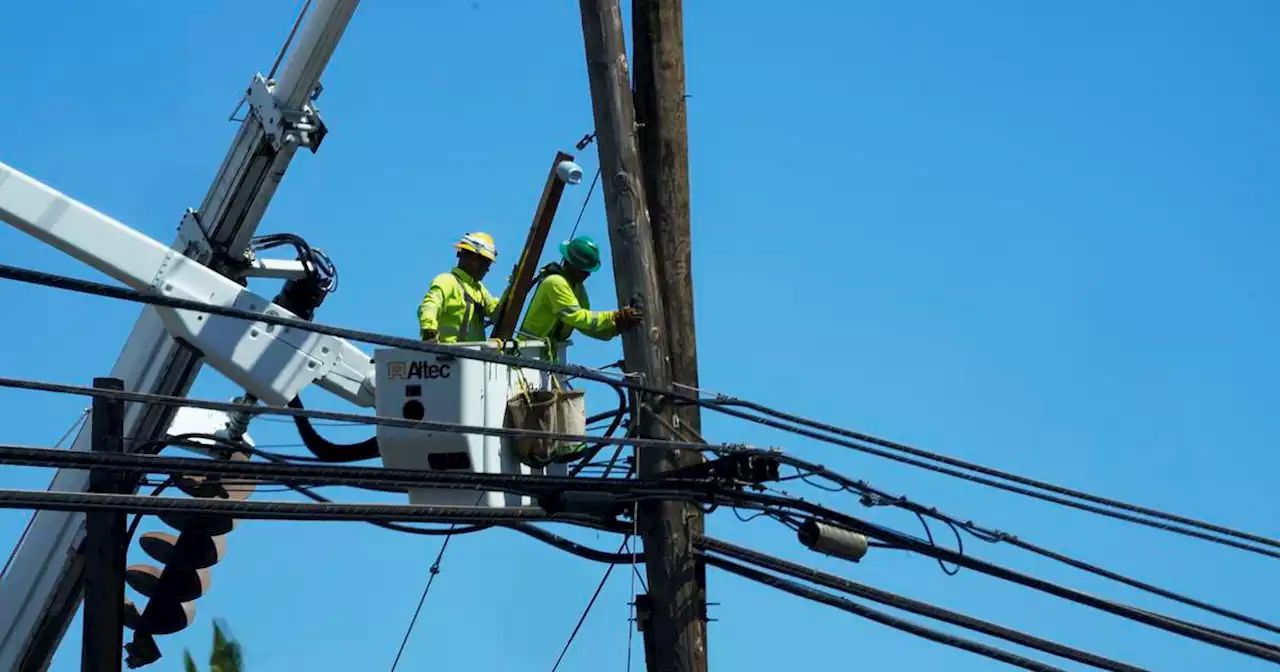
[246,73,327,153]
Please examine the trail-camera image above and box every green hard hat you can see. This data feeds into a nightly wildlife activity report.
[559,236,602,272]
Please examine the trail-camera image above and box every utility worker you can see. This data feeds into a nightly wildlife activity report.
[518,235,643,350]
[512,235,641,467]
[417,232,506,343]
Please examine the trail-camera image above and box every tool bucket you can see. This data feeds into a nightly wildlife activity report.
[505,385,587,467]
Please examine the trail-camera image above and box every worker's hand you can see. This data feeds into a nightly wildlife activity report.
[421,328,438,342]
[614,306,644,331]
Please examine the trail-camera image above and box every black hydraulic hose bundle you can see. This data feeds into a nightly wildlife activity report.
[287,396,380,462]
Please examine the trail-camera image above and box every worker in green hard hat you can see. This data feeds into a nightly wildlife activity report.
[512,235,642,468]
[518,235,643,349]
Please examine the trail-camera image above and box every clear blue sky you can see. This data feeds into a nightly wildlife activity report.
[1,0,1277,670]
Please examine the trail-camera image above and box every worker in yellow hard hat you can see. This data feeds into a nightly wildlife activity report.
[518,235,643,351]
[417,232,506,343]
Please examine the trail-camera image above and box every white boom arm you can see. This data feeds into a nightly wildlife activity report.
[0,2,360,669]
[0,163,377,408]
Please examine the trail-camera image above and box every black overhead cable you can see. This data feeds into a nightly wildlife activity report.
[568,168,602,240]
[1,261,1273,557]
[707,405,1279,556]
[706,395,1280,552]
[388,534,450,672]
[0,488,607,527]
[548,536,632,672]
[705,555,1067,672]
[997,535,1280,637]
[0,376,711,460]
[697,536,1146,672]
[387,492,485,672]
[5,371,1277,565]
[0,443,718,504]
[771,453,1280,634]
[0,410,87,578]
[660,414,1280,638]
[735,490,1280,664]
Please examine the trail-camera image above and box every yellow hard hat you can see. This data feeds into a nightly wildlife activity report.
[454,231,497,262]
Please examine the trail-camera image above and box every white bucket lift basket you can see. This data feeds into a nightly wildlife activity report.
[374,340,576,507]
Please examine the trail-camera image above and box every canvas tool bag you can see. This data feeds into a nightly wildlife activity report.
[505,374,586,467]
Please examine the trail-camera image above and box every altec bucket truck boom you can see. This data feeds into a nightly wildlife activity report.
[0,2,361,669]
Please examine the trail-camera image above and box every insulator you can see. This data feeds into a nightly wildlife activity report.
[797,518,869,563]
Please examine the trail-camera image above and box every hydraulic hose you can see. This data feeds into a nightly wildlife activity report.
[288,396,380,462]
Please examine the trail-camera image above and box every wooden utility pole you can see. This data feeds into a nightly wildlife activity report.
[84,377,126,672]
[632,0,701,438]
[577,2,709,671]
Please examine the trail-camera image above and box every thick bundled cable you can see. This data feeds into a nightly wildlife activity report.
[0,488,608,526]
[697,536,1145,672]
[1,261,1272,556]
[0,444,718,501]
[0,376,717,459]
[704,554,1067,672]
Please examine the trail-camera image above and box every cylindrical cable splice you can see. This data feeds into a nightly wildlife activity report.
[798,518,869,563]
[537,490,623,518]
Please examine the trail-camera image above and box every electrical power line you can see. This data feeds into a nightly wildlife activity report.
[659,416,1280,638]
[0,403,1271,664]
[1,261,1272,556]
[1,413,1273,662]
[0,443,717,504]
[388,511,478,671]
[0,409,89,578]
[626,518,639,672]
[699,536,1145,672]
[708,396,1280,552]
[770,454,1280,633]
[0,376,713,459]
[568,168,602,240]
[705,554,1067,672]
[549,536,632,672]
[737,492,1280,664]
[0,488,604,527]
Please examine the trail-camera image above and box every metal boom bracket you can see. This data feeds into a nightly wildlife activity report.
[245,73,328,153]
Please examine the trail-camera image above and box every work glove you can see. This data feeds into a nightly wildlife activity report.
[614,306,644,331]
[420,328,438,342]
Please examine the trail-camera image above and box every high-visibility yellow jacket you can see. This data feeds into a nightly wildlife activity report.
[518,271,617,345]
[417,268,504,343]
